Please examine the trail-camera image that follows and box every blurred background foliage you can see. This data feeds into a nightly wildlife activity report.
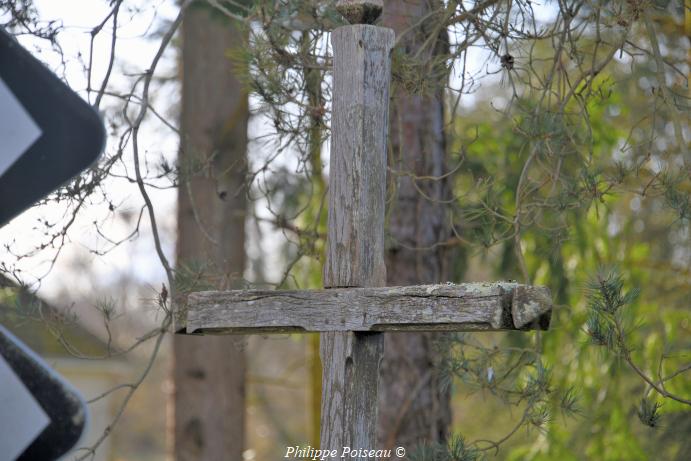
[0,0,688,460]
[436,5,690,458]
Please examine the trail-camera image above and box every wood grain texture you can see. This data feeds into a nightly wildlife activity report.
[185,283,552,334]
[323,24,394,289]
[319,331,384,456]
[320,24,394,459]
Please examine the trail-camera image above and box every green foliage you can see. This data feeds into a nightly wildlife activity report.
[435,2,691,458]
[584,268,640,351]
[587,268,641,315]
[558,386,580,418]
[409,435,481,461]
[637,397,663,429]
[585,313,616,348]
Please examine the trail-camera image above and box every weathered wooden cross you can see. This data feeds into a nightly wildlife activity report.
[176,1,552,459]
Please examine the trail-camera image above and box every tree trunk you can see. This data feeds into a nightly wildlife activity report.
[171,5,248,461]
[378,0,452,451]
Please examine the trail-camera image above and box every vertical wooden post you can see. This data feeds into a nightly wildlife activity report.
[321,2,394,458]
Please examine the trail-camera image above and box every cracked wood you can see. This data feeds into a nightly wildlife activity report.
[185,282,551,334]
[320,23,394,458]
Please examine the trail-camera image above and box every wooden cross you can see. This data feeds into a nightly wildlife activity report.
[175,1,552,459]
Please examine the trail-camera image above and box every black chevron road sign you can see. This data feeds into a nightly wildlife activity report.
[0,27,105,226]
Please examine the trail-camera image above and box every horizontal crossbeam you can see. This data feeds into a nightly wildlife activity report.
[183,282,551,335]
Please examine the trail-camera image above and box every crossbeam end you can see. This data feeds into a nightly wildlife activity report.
[511,285,552,330]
